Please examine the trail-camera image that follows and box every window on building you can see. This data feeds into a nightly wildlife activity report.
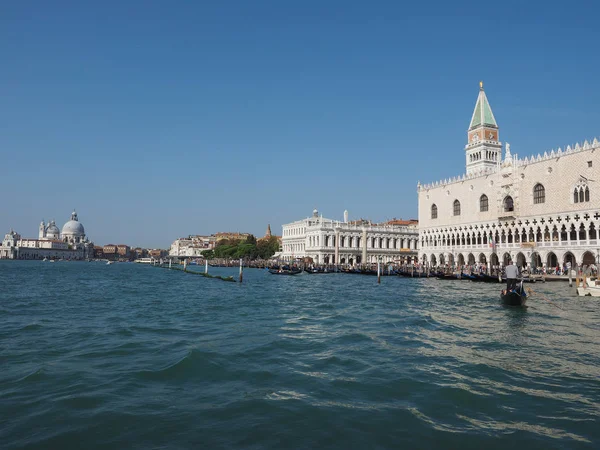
[533,184,545,204]
[480,194,488,212]
[585,187,590,202]
[431,204,438,219]
[503,196,514,212]
[574,189,579,203]
[588,161,593,168]
[453,200,461,216]
[579,188,584,203]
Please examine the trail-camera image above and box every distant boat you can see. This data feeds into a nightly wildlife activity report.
[268,268,302,275]
[42,257,48,262]
[106,261,113,265]
[134,258,154,264]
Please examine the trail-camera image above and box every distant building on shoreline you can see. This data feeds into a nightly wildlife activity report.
[281,209,418,264]
[417,83,600,270]
[214,232,251,242]
[169,235,217,257]
[0,210,94,260]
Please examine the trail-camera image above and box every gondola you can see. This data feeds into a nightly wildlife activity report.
[436,273,460,280]
[500,281,527,306]
[475,273,502,283]
[303,268,333,274]
[269,268,302,275]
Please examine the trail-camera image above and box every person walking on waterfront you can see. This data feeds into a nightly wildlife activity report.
[505,259,520,292]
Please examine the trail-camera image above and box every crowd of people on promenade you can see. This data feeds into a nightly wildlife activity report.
[175,256,599,279]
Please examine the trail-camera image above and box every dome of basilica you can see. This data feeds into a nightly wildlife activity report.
[61,210,85,237]
[62,220,85,236]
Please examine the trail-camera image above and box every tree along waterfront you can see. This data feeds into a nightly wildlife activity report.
[200,235,280,261]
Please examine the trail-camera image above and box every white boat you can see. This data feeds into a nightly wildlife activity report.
[134,258,154,264]
[106,261,113,265]
[43,257,48,262]
[577,285,600,297]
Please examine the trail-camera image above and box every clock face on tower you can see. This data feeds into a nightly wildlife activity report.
[471,133,479,142]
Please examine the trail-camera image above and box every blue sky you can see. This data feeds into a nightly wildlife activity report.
[1,1,599,248]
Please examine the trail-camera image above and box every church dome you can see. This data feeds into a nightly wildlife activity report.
[61,210,85,236]
[46,223,60,237]
[62,220,85,236]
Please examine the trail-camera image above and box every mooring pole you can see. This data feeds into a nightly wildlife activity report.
[205,259,208,274]
[377,260,381,284]
[239,258,243,283]
[169,259,172,269]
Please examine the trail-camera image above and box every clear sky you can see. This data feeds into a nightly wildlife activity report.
[1,1,599,248]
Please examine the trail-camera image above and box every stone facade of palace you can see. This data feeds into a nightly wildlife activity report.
[0,210,94,260]
[281,209,419,264]
[417,83,600,270]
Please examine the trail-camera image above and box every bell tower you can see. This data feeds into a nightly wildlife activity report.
[465,82,502,174]
[39,220,46,239]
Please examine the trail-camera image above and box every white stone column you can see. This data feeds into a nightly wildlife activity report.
[334,227,340,265]
[362,227,367,265]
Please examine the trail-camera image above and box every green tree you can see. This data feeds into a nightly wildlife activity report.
[201,249,214,259]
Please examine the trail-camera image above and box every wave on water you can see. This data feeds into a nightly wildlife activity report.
[135,349,235,383]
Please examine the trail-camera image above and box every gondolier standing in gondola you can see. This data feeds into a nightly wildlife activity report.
[505,259,520,292]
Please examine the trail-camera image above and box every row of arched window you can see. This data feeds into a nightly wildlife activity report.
[422,222,598,248]
[574,186,590,203]
[429,183,568,219]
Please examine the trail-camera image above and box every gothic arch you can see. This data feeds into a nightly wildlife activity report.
[490,253,499,266]
[503,196,514,212]
[516,252,526,268]
[531,252,542,268]
[480,194,489,212]
[547,252,558,268]
[533,183,545,204]
[563,252,576,266]
[453,199,461,216]
[582,251,595,266]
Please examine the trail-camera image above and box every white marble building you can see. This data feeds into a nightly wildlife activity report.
[0,210,94,260]
[418,83,600,271]
[281,209,419,264]
[169,235,216,257]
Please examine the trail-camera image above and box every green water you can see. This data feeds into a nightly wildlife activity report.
[1,261,598,449]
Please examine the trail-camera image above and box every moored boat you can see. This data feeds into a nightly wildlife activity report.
[576,285,600,297]
[269,268,302,275]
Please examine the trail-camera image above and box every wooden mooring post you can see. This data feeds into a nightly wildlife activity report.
[377,260,381,284]
[239,258,243,283]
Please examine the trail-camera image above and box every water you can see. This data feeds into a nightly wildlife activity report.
[1,261,599,449]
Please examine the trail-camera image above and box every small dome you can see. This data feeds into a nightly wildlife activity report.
[62,220,85,236]
[46,224,60,236]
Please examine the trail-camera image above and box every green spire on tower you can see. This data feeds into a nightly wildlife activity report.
[469,81,497,130]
